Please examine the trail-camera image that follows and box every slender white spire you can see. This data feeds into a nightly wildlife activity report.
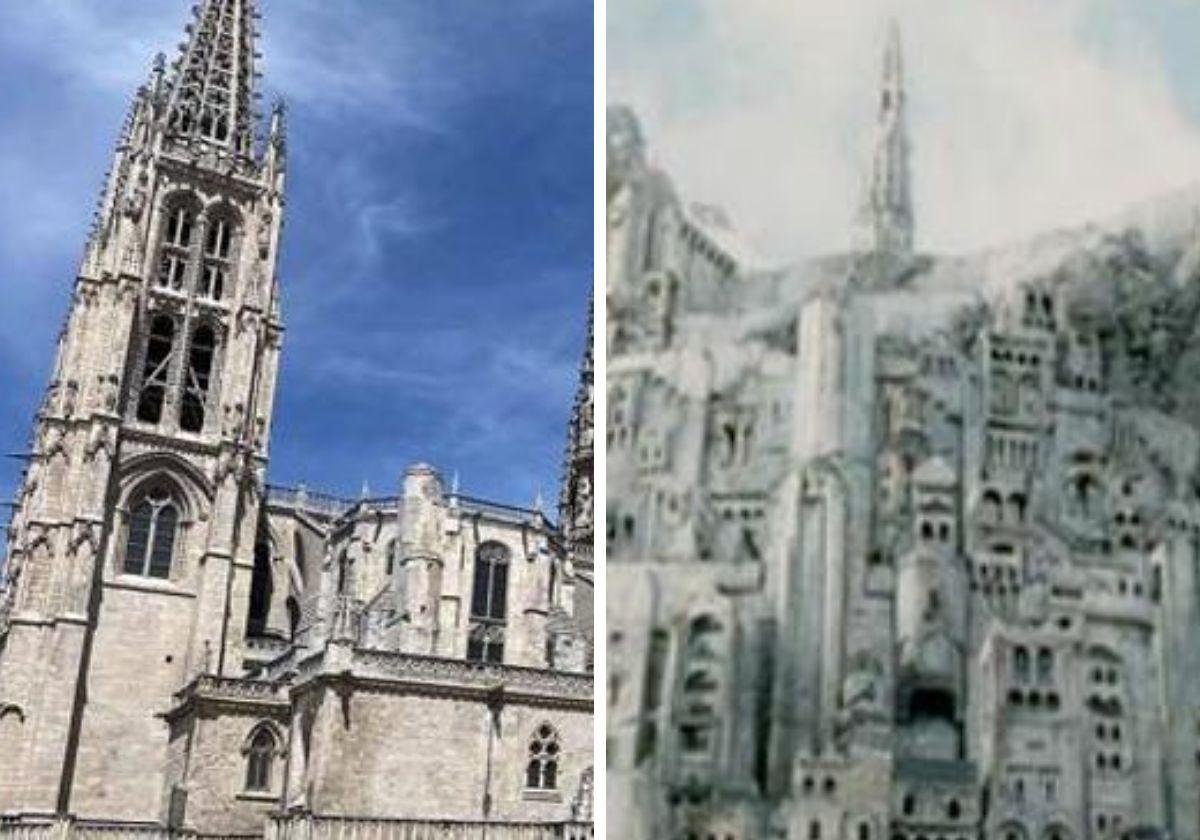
[856,19,914,257]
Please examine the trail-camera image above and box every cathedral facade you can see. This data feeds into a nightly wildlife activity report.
[0,3,594,839]
[607,25,1200,840]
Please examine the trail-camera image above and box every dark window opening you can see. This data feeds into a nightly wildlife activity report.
[247,542,273,637]
[137,316,176,424]
[180,325,216,433]
[908,687,955,722]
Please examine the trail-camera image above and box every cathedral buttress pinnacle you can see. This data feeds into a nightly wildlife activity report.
[559,302,594,571]
[856,20,914,258]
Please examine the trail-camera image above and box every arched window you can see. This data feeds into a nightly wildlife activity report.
[1036,648,1053,683]
[982,489,1002,524]
[525,723,560,790]
[467,542,510,664]
[336,551,351,595]
[384,537,398,578]
[137,316,177,424]
[180,325,216,433]
[471,542,509,620]
[200,215,235,300]
[158,205,195,291]
[244,726,277,792]
[286,597,300,640]
[124,489,179,578]
[1013,647,1030,683]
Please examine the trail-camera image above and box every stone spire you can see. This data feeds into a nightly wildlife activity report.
[163,0,260,156]
[855,20,914,257]
[558,303,594,570]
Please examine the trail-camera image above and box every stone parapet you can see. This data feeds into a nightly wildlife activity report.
[264,814,592,840]
[0,816,260,840]
[164,674,289,721]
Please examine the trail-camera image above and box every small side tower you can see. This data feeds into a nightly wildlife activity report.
[0,0,285,820]
[854,21,915,259]
[397,463,446,654]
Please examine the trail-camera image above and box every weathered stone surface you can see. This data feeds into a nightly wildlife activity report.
[608,27,1200,840]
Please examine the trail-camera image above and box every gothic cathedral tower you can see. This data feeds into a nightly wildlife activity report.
[0,0,284,821]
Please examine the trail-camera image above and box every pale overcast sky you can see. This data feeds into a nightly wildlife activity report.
[609,0,1200,263]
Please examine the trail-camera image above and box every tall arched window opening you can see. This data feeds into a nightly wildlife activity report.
[124,489,179,579]
[467,542,509,663]
[286,597,301,640]
[525,723,560,790]
[244,726,276,792]
[247,541,273,637]
[137,316,176,424]
[158,206,195,291]
[1014,647,1030,683]
[180,325,216,433]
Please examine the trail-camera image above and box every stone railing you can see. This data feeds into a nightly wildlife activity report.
[265,815,592,840]
[0,817,260,840]
[0,816,57,840]
[449,495,543,524]
[265,486,356,519]
[0,815,591,840]
[189,674,285,702]
[349,649,593,702]
[166,674,288,721]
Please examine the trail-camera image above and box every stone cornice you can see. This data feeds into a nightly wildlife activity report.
[164,674,289,722]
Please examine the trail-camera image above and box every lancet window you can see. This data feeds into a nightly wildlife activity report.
[124,488,180,579]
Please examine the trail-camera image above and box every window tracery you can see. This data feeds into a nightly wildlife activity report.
[467,541,509,663]
[525,723,560,790]
[244,724,278,792]
[124,488,179,579]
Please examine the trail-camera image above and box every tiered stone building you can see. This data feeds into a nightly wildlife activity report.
[607,25,1200,840]
[0,2,594,839]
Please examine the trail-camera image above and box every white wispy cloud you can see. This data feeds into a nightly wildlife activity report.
[609,0,1200,262]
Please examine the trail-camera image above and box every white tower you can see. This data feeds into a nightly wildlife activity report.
[855,21,914,257]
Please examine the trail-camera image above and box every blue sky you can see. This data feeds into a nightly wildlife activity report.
[610,0,1200,262]
[0,0,593,508]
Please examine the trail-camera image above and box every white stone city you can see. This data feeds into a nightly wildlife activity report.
[607,24,1200,840]
[0,2,594,839]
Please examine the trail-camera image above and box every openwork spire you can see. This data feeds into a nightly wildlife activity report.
[164,0,259,155]
[856,20,914,257]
